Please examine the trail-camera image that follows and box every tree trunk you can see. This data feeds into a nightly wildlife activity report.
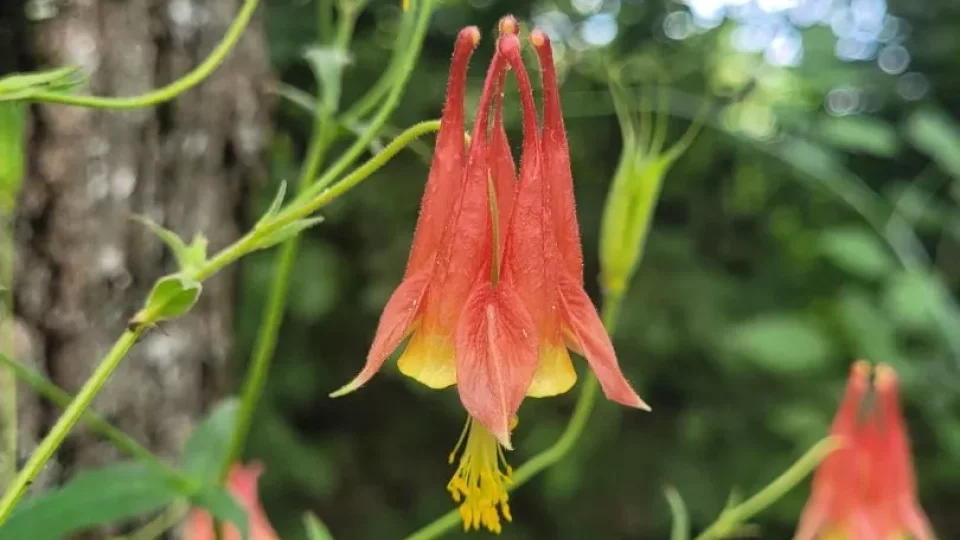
[3,0,270,536]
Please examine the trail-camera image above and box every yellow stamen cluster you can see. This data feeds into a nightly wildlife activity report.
[447,418,514,534]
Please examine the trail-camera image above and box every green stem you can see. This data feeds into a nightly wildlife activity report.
[26,0,260,109]
[214,5,357,488]
[405,290,625,540]
[0,228,15,491]
[0,353,193,491]
[301,0,435,198]
[340,5,416,125]
[112,501,188,540]
[0,328,145,522]
[196,119,441,283]
[693,437,838,540]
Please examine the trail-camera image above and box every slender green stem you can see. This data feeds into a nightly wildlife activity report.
[693,437,838,540]
[340,6,416,125]
[301,0,435,199]
[196,119,441,284]
[112,502,189,540]
[26,0,260,109]
[665,486,691,540]
[0,228,16,491]
[0,353,193,491]
[405,291,625,540]
[0,328,145,522]
[214,5,358,489]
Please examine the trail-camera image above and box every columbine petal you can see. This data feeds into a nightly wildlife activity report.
[875,364,936,540]
[530,30,583,283]
[397,52,507,389]
[330,267,431,396]
[406,26,481,275]
[332,27,480,396]
[557,270,650,410]
[455,280,538,448]
[489,72,516,254]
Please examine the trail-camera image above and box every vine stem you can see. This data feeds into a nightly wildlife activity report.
[0,118,441,522]
[0,329,144,520]
[404,290,625,540]
[26,0,260,109]
[692,436,838,540]
[0,353,193,491]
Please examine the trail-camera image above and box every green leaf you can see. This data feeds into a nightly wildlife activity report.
[663,487,689,540]
[191,488,249,540]
[0,462,180,540]
[906,107,960,181]
[182,398,239,485]
[818,116,899,157]
[0,102,25,213]
[133,216,207,271]
[883,269,942,331]
[722,314,834,374]
[254,217,325,251]
[257,180,288,226]
[819,225,895,280]
[304,512,336,540]
[138,274,202,322]
[303,46,351,117]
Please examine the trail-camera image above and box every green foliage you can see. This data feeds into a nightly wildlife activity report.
[722,314,834,374]
[0,463,180,540]
[183,399,240,485]
[818,225,896,280]
[191,490,250,540]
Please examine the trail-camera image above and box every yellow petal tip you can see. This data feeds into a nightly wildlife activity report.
[328,382,358,398]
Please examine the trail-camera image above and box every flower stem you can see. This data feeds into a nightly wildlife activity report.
[25,0,260,109]
[300,0,436,199]
[0,353,193,491]
[216,0,435,483]
[214,0,359,489]
[405,290,625,540]
[0,228,16,491]
[0,328,144,521]
[692,436,838,540]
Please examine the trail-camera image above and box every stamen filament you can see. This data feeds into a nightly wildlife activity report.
[447,417,514,534]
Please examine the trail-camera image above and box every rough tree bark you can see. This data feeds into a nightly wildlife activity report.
[2,0,271,536]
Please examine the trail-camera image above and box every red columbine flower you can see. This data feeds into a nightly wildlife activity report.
[795,361,936,540]
[186,462,279,540]
[333,17,650,534]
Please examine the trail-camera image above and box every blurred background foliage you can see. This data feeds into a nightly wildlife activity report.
[240,0,960,537]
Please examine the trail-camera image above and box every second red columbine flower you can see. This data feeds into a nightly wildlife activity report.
[795,361,936,540]
[332,17,648,533]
